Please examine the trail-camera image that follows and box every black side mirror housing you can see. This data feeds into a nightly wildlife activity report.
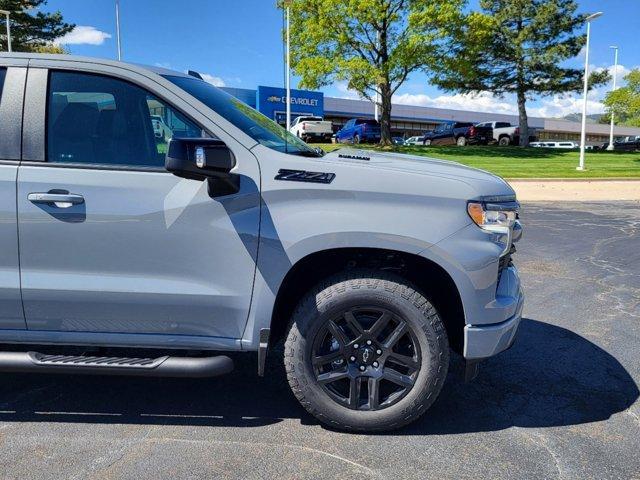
[166,138,236,181]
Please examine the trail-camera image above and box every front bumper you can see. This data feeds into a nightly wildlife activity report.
[463,265,524,360]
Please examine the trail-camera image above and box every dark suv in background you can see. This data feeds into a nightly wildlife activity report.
[422,122,492,146]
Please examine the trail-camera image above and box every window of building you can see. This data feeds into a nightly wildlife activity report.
[47,71,202,168]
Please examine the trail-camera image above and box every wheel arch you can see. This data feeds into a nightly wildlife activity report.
[268,247,466,355]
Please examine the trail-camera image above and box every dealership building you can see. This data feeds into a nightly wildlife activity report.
[221,85,640,145]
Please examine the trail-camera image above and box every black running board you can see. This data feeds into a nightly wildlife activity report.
[0,351,233,378]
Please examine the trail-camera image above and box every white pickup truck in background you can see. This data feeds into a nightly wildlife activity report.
[289,116,334,143]
[475,121,538,146]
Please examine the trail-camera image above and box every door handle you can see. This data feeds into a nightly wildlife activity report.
[28,192,85,208]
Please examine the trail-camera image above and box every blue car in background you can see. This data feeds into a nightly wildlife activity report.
[336,118,381,144]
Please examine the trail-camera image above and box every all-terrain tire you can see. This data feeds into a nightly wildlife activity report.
[284,269,449,432]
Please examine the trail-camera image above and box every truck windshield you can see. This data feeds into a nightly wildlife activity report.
[163,75,321,157]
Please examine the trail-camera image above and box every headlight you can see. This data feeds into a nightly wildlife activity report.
[467,201,519,230]
[467,200,520,256]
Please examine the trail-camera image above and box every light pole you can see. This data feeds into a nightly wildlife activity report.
[577,11,603,171]
[606,45,619,151]
[115,0,122,60]
[0,10,11,52]
[285,5,291,131]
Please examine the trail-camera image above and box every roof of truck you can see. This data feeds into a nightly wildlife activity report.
[0,52,191,78]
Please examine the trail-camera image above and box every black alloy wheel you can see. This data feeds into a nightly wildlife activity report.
[311,306,421,411]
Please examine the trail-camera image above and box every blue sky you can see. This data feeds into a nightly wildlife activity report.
[49,0,638,118]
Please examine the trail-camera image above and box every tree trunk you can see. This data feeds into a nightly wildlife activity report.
[517,88,529,147]
[379,83,393,146]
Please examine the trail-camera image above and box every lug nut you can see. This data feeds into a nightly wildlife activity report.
[359,365,366,371]
[366,340,372,345]
[350,356,356,362]
[373,361,379,368]
[376,349,382,355]
[353,343,359,349]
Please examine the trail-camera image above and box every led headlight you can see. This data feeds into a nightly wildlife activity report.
[467,202,518,229]
[467,200,520,256]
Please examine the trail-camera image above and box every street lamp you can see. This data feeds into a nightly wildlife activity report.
[115,0,122,60]
[606,46,619,151]
[0,9,11,52]
[577,11,603,171]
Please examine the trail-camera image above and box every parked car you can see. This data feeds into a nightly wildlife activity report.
[537,141,578,149]
[423,122,492,146]
[336,118,381,144]
[602,138,640,151]
[151,114,171,141]
[404,135,425,146]
[392,136,406,145]
[475,121,538,146]
[289,115,333,143]
[0,53,524,432]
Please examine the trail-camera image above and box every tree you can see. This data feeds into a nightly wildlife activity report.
[602,69,640,127]
[431,0,609,146]
[0,0,74,52]
[281,0,465,145]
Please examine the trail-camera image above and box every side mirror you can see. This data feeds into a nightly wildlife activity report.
[166,138,236,181]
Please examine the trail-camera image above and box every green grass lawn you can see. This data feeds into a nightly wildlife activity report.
[310,144,640,179]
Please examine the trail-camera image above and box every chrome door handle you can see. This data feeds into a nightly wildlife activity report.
[28,192,85,208]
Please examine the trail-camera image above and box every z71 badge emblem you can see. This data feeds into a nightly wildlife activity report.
[274,169,336,184]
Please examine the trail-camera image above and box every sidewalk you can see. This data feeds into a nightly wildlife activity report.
[506,179,640,202]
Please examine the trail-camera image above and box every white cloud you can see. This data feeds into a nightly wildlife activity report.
[200,73,226,87]
[528,93,605,118]
[593,63,634,88]
[56,26,111,45]
[335,82,362,100]
[392,91,518,115]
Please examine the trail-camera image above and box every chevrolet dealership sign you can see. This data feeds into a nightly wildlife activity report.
[257,85,324,122]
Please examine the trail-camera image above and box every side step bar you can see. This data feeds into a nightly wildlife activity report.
[0,351,233,378]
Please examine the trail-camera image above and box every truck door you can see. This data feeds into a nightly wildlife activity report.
[17,67,260,339]
[0,64,27,330]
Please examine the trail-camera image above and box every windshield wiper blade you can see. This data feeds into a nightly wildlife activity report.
[289,149,324,158]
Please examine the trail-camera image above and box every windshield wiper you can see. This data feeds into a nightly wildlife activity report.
[288,149,325,158]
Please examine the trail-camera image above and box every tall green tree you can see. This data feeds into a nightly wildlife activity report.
[432,0,609,146]
[281,0,465,145]
[602,69,640,127]
[0,0,74,52]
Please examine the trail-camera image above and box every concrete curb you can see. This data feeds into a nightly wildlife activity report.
[504,177,640,182]
[507,179,640,202]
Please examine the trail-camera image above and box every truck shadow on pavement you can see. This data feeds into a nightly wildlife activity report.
[0,318,637,434]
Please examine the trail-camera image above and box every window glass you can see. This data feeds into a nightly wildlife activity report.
[164,75,318,156]
[47,71,202,167]
[0,68,6,101]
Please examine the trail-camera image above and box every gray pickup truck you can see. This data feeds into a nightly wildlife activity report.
[0,54,523,432]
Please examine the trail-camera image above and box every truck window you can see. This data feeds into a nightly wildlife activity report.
[47,71,201,168]
[164,75,317,156]
[0,68,6,101]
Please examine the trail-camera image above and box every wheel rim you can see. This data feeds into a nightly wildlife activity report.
[310,307,422,411]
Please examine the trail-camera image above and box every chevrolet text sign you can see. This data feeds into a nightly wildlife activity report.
[257,85,324,123]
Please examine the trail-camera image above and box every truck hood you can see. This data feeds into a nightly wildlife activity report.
[323,148,515,199]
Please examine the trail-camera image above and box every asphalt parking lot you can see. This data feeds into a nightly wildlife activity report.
[1,202,638,480]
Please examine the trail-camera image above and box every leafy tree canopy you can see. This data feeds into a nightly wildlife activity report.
[0,0,74,52]
[603,69,640,127]
[280,0,465,144]
[431,0,610,145]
